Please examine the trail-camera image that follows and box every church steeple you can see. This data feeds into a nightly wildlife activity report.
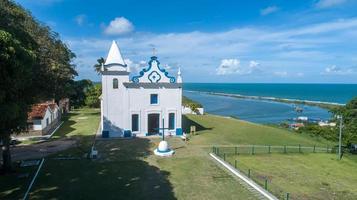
[105,40,126,67]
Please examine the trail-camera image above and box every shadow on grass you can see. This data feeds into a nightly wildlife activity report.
[27,136,176,200]
[182,115,212,133]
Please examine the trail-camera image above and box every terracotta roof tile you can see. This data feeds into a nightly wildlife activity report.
[28,104,48,120]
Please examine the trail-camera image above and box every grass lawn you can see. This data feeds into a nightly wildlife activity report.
[1,110,352,200]
[28,138,257,200]
[0,108,100,200]
[0,165,38,200]
[225,153,357,200]
[184,114,334,147]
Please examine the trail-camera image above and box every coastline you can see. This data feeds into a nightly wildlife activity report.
[185,90,344,110]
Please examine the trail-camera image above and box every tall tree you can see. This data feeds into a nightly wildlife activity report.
[0,0,77,171]
[93,57,105,75]
[0,30,36,171]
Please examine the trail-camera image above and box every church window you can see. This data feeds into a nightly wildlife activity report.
[150,94,158,104]
[113,78,118,89]
[169,113,175,130]
[131,114,139,132]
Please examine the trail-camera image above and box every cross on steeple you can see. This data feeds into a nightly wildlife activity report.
[152,47,157,56]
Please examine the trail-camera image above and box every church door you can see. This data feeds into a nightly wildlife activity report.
[148,113,160,135]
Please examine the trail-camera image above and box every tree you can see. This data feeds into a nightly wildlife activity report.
[68,79,93,108]
[0,0,77,172]
[332,97,357,146]
[85,84,102,108]
[0,30,36,172]
[93,57,105,75]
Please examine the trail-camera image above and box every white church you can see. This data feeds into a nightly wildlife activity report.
[100,41,183,138]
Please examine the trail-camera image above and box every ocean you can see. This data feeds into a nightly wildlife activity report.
[183,83,357,124]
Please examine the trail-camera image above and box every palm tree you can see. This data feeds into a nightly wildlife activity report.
[93,57,105,75]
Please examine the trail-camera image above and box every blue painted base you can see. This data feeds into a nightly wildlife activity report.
[176,128,183,136]
[102,130,109,138]
[154,148,175,157]
[124,130,132,137]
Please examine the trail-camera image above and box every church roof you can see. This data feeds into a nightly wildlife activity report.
[104,41,126,66]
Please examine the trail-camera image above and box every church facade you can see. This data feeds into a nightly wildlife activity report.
[100,41,183,137]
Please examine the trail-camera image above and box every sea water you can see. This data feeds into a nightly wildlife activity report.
[184,83,357,104]
[183,83,357,124]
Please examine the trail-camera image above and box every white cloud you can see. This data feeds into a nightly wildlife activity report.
[316,0,347,8]
[216,59,260,75]
[273,71,288,77]
[104,17,134,35]
[124,59,146,72]
[323,65,356,75]
[75,14,86,26]
[249,60,260,68]
[260,6,279,16]
[66,18,357,82]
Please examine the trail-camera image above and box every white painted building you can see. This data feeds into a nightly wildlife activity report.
[101,41,183,137]
[27,102,60,134]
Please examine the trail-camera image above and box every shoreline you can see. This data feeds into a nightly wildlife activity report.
[184,90,345,110]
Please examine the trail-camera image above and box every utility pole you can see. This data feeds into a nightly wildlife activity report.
[337,115,343,160]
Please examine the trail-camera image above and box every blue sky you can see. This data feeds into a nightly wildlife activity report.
[15,0,357,83]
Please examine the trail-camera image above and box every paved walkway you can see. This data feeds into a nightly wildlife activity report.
[2,138,77,162]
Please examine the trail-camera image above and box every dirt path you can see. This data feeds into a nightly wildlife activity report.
[2,138,77,162]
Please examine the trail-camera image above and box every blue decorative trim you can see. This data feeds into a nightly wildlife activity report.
[132,56,176,83]
[176,128,183,136]
[148,71,161,83]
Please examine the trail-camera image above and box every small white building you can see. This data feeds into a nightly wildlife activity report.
[101,41,183,137]
[27,102,60,135]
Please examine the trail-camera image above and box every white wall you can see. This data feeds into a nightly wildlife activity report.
[39,108,52,130]
[127,87,182,136]
[32,119,42,130]
[102,73,130,136]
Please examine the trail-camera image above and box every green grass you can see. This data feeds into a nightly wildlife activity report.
[27,138,257,200]
[52,108,100,139]
[0,108,100,200]
[225,153,357,200]
[2,110,352,200]
[184,114,334,147]
[0,165,38,200]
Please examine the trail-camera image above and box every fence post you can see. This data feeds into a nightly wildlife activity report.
[212,146,214,153]
[299,144,301,153]
[252,145,255,155]
[223,153,226,161]
[235,160,237,168]
[264,179,268,190]
[217,147,220,156]
[235,146,238,155]
[284,145,287,154]
[326,145,328,153]
[313,145,316,153]
[248,169,251,178]
[286,192,290,200]
[268,145,271,154]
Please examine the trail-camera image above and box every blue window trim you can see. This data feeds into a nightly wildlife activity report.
[169,113,175,130]
[131,114,139,132]
[150,94,158,105]
[132,56,176,83]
